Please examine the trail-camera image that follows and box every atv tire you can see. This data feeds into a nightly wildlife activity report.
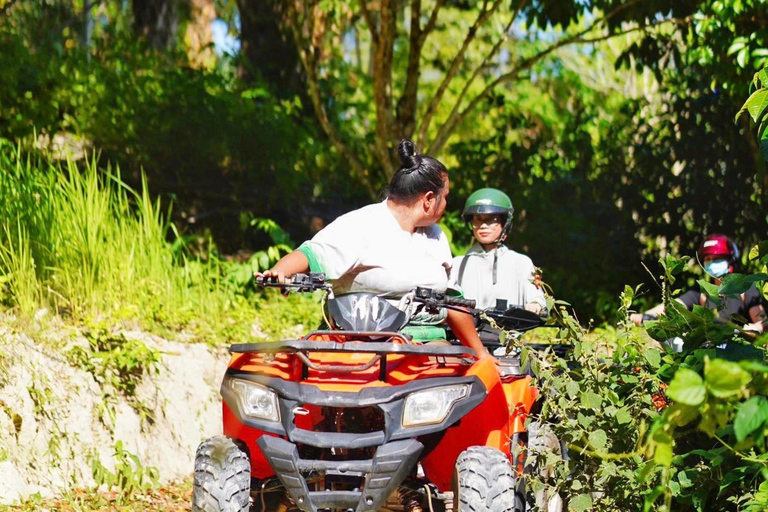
[453,446,525,512]
[193,436,251,512]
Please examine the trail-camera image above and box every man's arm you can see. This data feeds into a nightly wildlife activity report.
[255,250,310,283]
[446,308,494,361]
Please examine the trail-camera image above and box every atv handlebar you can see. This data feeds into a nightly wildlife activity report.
[256,273,332,293]
[413,287,477,311]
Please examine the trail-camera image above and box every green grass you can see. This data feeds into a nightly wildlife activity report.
[0,144,319,342]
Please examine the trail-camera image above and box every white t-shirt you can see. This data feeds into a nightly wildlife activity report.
[450,243,546,310]
[299,201,452,298]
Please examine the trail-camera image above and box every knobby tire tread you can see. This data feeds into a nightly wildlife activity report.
[454,446,524,512]
[193,435,251,512]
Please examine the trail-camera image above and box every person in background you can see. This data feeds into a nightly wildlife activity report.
[630,234,766,333]
[450,188,546,316]
[256,139,493,361]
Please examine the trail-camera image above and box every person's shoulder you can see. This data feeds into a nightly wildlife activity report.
[745,283,763,300]
[420,223,447,241]
[499,246,534,265]
[329,201,385,226]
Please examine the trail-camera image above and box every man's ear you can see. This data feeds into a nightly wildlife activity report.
[423,191,436,211]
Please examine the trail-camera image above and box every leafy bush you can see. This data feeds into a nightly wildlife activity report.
[0,143,327,346]
[88,441,160,505]
[522,287,666,511]
[518,234,768,510]
[67,323,162,399]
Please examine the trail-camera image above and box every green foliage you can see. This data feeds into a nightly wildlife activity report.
[0,12,347,252]
[223,218,295,290]
[749,240,768,301]
[67,323,162,399]
[523,241,768,510]
[737,68,768,163]
[0,146,264,342]
[5,477,193,511]
[631,247,768,510]
[88,441,160,505]
[522,284,666,510]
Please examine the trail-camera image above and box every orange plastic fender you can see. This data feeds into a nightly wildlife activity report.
[502,375,539,435]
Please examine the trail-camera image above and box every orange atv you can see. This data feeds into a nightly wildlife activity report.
[193,273,545,512]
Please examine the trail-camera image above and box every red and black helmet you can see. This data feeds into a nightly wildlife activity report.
[697,234,740,264]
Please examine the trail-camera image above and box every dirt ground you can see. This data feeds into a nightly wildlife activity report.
[3,478,193,511]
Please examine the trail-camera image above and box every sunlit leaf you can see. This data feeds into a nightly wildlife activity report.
[666,368,706,406]
[734,396,768,442]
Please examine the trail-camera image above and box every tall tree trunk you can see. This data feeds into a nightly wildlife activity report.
[236,0,303,98]
[185,0,216,68]
[133,0,180,50]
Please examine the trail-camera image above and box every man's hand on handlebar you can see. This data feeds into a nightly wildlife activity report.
[630,312,658,326]
[254,270,288,285]
[254,270,290,296]
[524,302,543,315]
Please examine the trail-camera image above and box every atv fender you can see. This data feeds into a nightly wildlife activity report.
[420,358,514,491]
[502,375,539,434]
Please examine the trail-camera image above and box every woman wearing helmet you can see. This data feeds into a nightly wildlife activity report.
[450,188,546,317]
[630,234,766,332]
[257,139,493,361]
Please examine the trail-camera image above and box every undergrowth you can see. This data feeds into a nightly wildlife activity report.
[0,143,317,343]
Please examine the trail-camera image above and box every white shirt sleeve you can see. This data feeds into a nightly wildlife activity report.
[300,213,363,279]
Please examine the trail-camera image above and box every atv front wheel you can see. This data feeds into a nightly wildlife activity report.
[453,446,525,512]
[193,436,251,512]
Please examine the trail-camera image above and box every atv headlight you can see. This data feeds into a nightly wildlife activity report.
[229,379,280,422]
[403,385,469,427]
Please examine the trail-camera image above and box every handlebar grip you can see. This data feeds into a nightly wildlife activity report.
[255,275,281,287]
[445,296,476,309]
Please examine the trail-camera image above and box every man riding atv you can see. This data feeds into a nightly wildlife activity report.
[631,234,767,333]
[256,139,491,362]
[192,142,545,512]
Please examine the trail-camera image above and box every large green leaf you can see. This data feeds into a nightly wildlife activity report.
[736,89,768,122]
[588,429,608,451]
[734,396,768,442]
[666,368,706,406]
[644,348,661,368]
[748,241,768,263]
[719,273,768,296]
[697,279,723,307]
[705,359,751,398]
[580,391,603,410]
[569,494,593,512]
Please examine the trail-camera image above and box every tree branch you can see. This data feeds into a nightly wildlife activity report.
[419,0,446,44]
[394,0,423,140]
[428,0,661,155]
[419,0,526,147]
[286,0,377,198]
[0,0,19,17]
[357,0,378,46]
[416,0,504,146]
[372,0,397,178]
[581,15,688,44]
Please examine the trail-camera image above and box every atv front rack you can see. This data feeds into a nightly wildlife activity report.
[230,332,476,381]
[230,332,476,358]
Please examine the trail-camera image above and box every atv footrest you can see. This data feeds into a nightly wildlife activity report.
[258,436,424,512]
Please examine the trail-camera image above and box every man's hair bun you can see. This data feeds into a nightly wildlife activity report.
[397,139,421,172]
[385,138,447,203]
